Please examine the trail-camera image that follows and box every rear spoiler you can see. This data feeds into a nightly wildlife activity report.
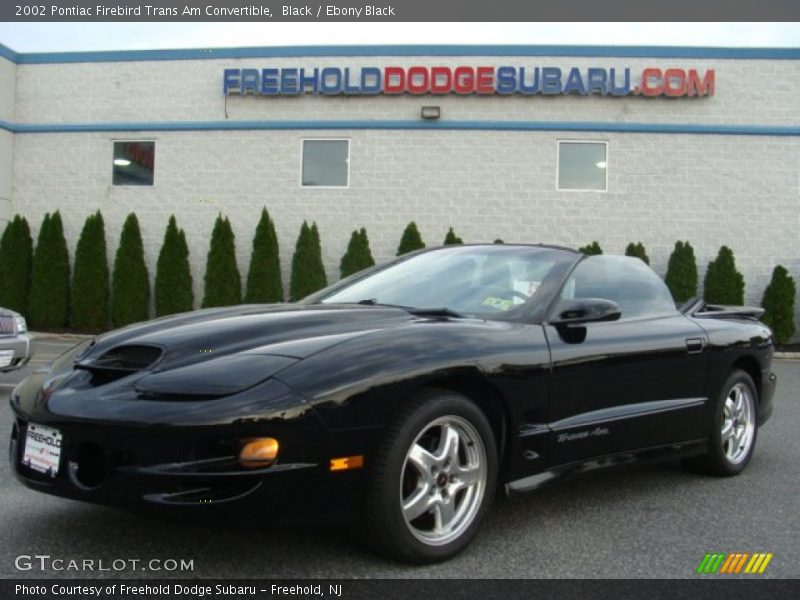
[679,297,765,320]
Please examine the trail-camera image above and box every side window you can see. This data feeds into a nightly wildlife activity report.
[509,260,553,301]
[562,256,677,319]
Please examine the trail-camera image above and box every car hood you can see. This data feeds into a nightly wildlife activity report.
[67,304,415,398]
[93,303,414,362]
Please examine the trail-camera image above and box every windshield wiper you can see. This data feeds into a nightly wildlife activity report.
[349,300,464,319]
[406,307,466,319]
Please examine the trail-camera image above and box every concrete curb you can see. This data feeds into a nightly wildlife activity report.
[30,332,93,343]
[774,352,800,360]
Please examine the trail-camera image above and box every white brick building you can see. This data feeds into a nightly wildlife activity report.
[0,43,798,326]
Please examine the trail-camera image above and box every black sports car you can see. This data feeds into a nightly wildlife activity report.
[9,244,776,562]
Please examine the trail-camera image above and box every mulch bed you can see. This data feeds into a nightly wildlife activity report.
[776,343,800,353]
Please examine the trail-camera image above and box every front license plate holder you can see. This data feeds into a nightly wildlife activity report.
[22,423,63,478]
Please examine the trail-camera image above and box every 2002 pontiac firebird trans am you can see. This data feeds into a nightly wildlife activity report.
[10,245,776,562]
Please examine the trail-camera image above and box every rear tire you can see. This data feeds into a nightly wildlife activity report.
[363,389,497,563]
[684,370,758,476]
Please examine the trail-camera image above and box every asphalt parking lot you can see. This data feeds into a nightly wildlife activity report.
[1,337,798,579]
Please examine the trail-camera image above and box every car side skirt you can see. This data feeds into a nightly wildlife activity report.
[504,438,707,495]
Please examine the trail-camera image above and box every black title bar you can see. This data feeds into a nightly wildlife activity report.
[4,579,800,600]
[3,0,800,21]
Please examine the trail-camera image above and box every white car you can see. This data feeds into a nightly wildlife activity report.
[0,307,32,372]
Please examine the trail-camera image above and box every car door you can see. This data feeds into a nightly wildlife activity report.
[544,255,709,465]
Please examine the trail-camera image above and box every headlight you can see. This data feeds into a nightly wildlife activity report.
[135,354,298,399]
[14,316,26,334]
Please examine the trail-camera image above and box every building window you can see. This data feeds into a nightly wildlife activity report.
[557,141,607,192]
[302,139,349,187]
[112,141,155,186]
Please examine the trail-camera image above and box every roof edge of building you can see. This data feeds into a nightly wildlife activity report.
[0,44,799,65]
[0,42,18,63]
[2,118,799,137]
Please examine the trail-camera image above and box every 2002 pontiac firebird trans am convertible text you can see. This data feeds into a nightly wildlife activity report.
[10,245,776,562]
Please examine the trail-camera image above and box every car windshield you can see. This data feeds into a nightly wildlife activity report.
[309,245,576,318]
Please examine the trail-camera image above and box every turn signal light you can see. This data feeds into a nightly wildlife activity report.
[239,438,279,468]
[330,455,364,471]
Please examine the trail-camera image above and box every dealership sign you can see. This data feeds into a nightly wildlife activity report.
[223,66,715,97]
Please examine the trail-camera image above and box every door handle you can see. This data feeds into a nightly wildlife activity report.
[686,337,705,354]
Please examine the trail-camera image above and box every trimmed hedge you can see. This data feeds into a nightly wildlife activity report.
[111,213,150,327]
[761,265,796,344]
[397,221,425,256]
[202,215,242,308]
[155,216,194,317]
[443,227,463,245]
[578,241,603,255]
[665,241,698,304]
[28,212,71,329]
[625,242,650,265]
[340,228,375,279]
[0,215,33,315]
[245,208,283,303]
[704,245,745,305]
[289,221,327,301]
[71,211,110,331]
[19,210,800,345]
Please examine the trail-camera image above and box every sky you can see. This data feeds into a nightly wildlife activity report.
[0,22,798,52]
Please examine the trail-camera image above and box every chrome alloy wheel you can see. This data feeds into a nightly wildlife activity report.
[400,415,487,547]
[722,382,755,465]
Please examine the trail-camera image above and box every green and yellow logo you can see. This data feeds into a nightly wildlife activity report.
[697,552,774,574]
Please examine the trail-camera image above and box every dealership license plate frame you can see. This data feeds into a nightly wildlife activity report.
[22,423,63,478]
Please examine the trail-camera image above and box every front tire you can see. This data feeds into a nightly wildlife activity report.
[363,389,497,563]
[685,370,758,476]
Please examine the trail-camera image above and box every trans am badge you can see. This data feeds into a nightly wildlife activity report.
[557,426,610,443]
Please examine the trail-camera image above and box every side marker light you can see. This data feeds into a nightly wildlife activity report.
[330,455,364,471]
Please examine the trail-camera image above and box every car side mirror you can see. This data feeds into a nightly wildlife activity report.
[550,298,621,326]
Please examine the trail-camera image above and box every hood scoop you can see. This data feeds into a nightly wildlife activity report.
[75,344,163,385]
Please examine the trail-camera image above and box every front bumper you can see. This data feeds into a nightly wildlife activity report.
[0,333,32,372]
[9,377,375,521]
